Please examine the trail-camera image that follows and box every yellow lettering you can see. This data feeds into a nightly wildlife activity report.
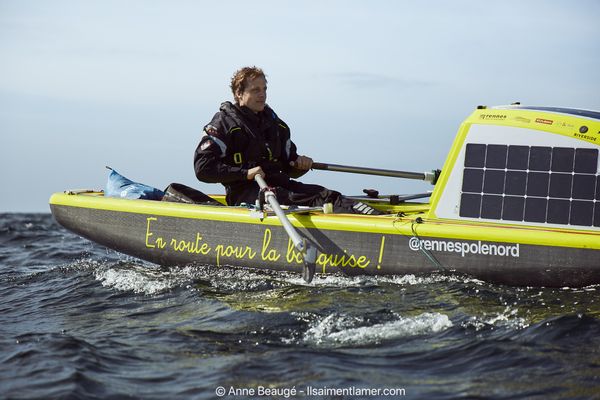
[286,238,304,264]
[145,217,157,248]
[167,233,212,255]
[317,253,328,273]
[214,243,256,267]
[143,220,375,274]
[171,238,184,252]
[377,236,385,269]
[215,244,223,266]
[261,229,281,262]
[192,233,211,255]
[318,249,371,273]
[356,255,370,269]
[197,235,211,255]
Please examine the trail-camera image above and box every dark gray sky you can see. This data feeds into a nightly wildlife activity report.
[2,0,599,212]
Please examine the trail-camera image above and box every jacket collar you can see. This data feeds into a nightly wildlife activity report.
[220,101,275,125]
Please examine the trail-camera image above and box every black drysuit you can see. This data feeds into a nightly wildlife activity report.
[194,102,350,210]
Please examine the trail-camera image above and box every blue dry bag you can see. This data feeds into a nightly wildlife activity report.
[104,167,164,200]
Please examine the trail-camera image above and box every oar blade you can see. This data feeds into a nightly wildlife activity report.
[302,262,316,283]
[302,242,318,283]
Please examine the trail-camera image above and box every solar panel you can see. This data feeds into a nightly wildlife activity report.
[460,144,599,227]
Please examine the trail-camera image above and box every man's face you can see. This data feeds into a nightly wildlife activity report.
[237,76,267,113]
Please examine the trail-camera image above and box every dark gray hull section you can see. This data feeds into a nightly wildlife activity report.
[51,204,600,287]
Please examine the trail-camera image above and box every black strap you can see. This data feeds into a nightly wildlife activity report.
[258,185,277,210]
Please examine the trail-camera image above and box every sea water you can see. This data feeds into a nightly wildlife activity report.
[1,213,599,399]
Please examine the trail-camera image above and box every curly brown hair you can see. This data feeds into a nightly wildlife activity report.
[230,66,267,102]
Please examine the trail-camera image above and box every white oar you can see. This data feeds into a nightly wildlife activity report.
[254,175,317,283]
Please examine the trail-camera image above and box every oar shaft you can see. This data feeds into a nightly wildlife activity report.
[312,162,433,182]
[255,175,305,251]
[255,175,317,283]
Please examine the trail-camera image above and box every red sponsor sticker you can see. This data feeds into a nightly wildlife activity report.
[535,118,553,125]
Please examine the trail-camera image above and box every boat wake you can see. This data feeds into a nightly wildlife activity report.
[90,259,484,295]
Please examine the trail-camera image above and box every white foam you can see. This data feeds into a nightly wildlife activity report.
[284,273,484,288]
[92,263,290,295]
[462,306,530,331]
[94,265,208,295]
[95,268,174,295]
[301,312,453,347]
[284,274,380,287]
[91,261,484,296]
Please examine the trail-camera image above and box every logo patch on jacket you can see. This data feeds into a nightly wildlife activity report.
[200,125,219,150]
[200,140,213,151]
[204,125,218,136]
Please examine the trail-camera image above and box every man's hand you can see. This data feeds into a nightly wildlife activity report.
[291,155,313,170]
[247,166,265,180]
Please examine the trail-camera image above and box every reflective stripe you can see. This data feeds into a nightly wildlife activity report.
[229,127,242,133]
[353,202,377,215]
[354,203,367,212]
[233,152,243,164]
[204,134,227,156]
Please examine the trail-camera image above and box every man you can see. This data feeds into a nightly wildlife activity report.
[194,66,380,214]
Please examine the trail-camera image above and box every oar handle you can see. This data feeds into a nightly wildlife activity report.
[311,162,439,184]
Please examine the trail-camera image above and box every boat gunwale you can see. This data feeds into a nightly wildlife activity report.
[50,192,600,250]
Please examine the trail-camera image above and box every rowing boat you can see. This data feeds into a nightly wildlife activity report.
[49,105,600,287]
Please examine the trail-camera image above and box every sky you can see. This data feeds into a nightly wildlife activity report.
[1,0,599,212]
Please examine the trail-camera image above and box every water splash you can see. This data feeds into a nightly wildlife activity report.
[462,306,530,331]
[301,312,453,347]
[93,262,220,295]
[92,263,291,295]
